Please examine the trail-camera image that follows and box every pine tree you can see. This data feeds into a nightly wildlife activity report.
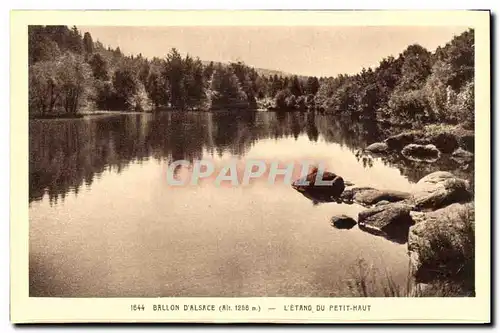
[88,53,109,81]
[83,32,94,54]
[288,75,302,97]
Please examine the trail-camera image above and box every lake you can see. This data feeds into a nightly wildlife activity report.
[29,111,469,297]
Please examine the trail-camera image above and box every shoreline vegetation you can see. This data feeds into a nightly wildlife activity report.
[29,25,475,297]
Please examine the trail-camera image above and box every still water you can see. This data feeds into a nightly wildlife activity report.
[29,111,466,297]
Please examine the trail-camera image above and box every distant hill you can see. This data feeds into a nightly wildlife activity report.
[200,60,296,78]
[253,67,295,78]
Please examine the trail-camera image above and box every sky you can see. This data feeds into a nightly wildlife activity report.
[78,26,468,77]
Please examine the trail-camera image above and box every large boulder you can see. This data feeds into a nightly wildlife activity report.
[365,142,389,154]
[401,144,441,162]
[414,171,456,191]
[340,187,411,207]
[429,132,459,154]
[411,171,472,211]
[355,188,411,206]
[340,187,373,204]
[385,132,417,150]
[330,215,357,230]
[408,203,474,286]
[458,133,475,153]
[292,169,345,200]
[358,202,415,244]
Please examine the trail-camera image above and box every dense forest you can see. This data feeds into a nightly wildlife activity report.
[28,26,474,128]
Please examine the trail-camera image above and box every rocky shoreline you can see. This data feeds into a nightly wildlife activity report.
[293,127,475,296]
[365,126,474,162]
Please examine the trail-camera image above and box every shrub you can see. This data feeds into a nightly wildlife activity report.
[449,80,474,128]
[385,89,430,125]
[285,95,297,109]
[275,89,292,109]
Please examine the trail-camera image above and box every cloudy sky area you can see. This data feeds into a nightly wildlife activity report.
[79,26,468,77]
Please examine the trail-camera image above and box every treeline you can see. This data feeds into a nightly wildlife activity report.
[315,29,474,127]
[29,26,474,127]
[28,25,321,116]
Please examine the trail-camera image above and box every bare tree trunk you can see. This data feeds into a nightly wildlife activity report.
[72,90,80,114]
[65,90,71,114]
[39,94,46,116]
[48,80,56,114]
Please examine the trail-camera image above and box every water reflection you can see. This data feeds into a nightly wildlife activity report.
[354,149,474,184]
[29,111,475,297]
[29,111,470,204]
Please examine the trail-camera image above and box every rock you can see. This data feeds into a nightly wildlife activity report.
[414,171,456,191]
[411,171,472,211]
[459,133,475,153]
[408,203,474,284]
[415,181,472,211]
[384,129,460,154]
[292,168,345,200]
[452,148,474,164]
[374,200,391,207]
[401,144,441,162]
[330,215,357,230]
[352,188,411,207]
[385,132,417,150]
[340,187,410,207]
[358,202,415,244]
[344,180,355,187]
[294,187,339,204]
[340,187,374,204]
[429,132,459,154]
[385,129,463,154]
[365,142,389,154]
[340,191,354,204]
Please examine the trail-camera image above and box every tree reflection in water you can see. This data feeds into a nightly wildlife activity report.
[29,111,472,204]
